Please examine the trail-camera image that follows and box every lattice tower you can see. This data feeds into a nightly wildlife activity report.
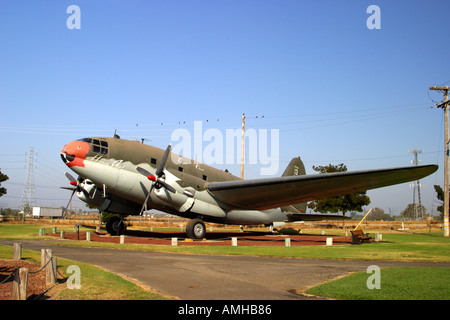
[21,147,36,210]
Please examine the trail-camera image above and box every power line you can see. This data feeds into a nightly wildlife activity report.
[0,103,432,136]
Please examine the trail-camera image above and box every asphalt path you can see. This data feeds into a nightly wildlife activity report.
[1,239,449,300]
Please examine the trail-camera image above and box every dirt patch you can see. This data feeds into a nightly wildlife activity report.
[47,229,356,246]
[0,259,50,300]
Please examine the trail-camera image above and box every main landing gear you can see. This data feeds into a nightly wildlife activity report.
[106,216,126,236]
[105,216,206,240]
[186,219,206,240]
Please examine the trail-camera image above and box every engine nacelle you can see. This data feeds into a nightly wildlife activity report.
[154,187,194,212]
[76,179,104,206]
[75,179,140,215]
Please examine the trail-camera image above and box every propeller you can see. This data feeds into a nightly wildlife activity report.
[62,172,82,213]
[136,144,176,215]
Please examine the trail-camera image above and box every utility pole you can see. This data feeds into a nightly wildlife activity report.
[431,86,449,237]
[241,113,245,179]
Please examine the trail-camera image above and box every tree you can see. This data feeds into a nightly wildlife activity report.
[434,185,446,220]
[308,163,371,214]
[0,170,9,198]
[369,207,390,221]
[401,203,427,220]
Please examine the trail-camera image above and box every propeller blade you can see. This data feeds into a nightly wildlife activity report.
[136,166,151,177]
[65,172,77,182]
[156,144,171,177]
[139,184,155,215]
[137,166,157,182]
[65,189,76,213]
[157,179,177,193]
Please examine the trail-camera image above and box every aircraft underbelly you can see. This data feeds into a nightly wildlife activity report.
[223,208,285,225]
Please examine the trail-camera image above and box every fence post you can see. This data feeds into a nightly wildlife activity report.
[45,249,57,285]
[285,238,291,247]
[51,257,57,284]
[13,243,22,261]
[41,249,46,267]
[12,267,28,300]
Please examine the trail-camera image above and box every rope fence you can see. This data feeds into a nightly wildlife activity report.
[1,243,61,300]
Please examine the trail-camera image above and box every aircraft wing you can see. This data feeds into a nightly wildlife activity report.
[206,165,438,210]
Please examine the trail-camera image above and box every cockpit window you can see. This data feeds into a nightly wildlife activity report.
[93,139,108,154]
[77,138,108,154]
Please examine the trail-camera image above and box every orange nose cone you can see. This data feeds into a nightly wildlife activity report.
[61,140,90,168]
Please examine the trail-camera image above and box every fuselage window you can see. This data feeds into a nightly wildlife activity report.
[178,167,184,172]
[202,175,207,181]
[151,158,157,165]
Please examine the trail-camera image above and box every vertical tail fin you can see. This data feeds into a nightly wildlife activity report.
[281,157,307,213]
[282,157,306,177]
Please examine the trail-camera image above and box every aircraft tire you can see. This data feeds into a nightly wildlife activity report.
[186,219,206,240]
[106,216,125,236]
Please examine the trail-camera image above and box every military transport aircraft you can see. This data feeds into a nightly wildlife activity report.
[61,136,438,239]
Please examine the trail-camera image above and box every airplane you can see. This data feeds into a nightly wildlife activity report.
[61,135,438,239]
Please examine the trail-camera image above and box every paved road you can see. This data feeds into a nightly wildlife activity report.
[2,240,449,300]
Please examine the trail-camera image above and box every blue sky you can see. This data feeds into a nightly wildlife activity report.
[0,0,449,215]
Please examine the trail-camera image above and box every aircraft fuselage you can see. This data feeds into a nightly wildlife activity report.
[61,136,287,226]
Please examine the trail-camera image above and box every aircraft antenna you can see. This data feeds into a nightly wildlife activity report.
[21,147,36,213]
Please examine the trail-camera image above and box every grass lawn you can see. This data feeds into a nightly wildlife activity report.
[42,230,450,262]
[1,223,450,300]
[1,224,450,262]
[0,243,172,300]
[306,267,450,300]
[0,224,93,240]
